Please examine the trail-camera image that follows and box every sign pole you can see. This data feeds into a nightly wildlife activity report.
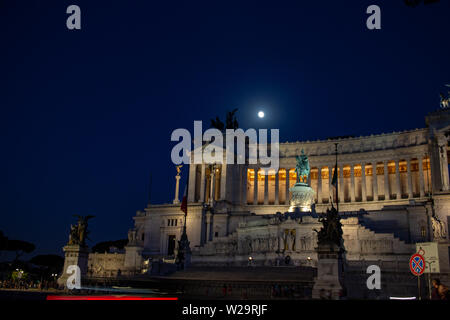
[418,275,421,300]
[410,252,425,300]
[428,271,431,300]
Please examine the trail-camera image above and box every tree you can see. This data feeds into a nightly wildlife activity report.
[0,231,7,251]
[210,116,224,131]
[225,108,239,130]
[29,254,64,279]
[11,269,28,281]
[6,240,36,261]
[29,254,64,269]
[91,239,128,253]
[0,231,36,260]
[210,109,239,131]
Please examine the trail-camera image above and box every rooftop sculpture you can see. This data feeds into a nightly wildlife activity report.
[68,215,94,247]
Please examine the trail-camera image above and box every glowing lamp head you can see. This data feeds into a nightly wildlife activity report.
[258,111,264,118]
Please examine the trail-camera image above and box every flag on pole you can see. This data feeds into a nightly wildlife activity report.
[180,185,187,214]
[331,164,338,188]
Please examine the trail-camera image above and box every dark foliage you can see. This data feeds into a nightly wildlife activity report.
[0,232,36,261]
[29,254,64,269]
[210,109,239,131]
[91,239,128,253]
[0,231,7,250]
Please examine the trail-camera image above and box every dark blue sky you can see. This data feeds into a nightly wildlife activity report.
[1,1,449,257]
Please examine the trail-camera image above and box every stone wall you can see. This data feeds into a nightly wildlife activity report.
[191,213,415,268]
[87,252,125,277]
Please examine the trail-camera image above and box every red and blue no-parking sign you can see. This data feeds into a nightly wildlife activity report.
[409,253,426,276]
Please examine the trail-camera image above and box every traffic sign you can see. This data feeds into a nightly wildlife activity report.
[416,242,440,273]
[409,253,426,276]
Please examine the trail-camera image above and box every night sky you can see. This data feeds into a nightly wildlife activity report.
[1,1,449,257]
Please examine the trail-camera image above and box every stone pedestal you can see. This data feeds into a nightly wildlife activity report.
[312,243,344,300]
[124,245,143,275]
[57,245,89,288]
[176,231,192,270]
[288,183,315,212]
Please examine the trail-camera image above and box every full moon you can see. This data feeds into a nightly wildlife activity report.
[258,111,265,118]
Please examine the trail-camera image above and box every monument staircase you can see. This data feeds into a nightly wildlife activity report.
[356,215,409,242]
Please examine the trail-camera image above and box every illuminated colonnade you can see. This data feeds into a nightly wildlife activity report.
[244,157,431,205]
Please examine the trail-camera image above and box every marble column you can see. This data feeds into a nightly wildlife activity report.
[242,167,248,205]
[210,169,215,205]
[215,167,221,200]
[328,165,333,203]
[205,171,211,203]
[285,168,290,205]
[429,138,442,193]
[264,169,269,205]
[361,163,367,202]
[220,164,227,200]
[173,175,181,204]
[350,164,356,202]
[384,161,389,200]
[418,157,425,197]
[383,161,391,200]
[199,164,206,202]
[317,167,323,204]
[188,164,196,202]
[395,159,401,199]
[338,164,344,203]
[407,158,414,198]
[440,143,450,191]
[275,170,279,205]
[372,163,378,201]
[253,167,258,205]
